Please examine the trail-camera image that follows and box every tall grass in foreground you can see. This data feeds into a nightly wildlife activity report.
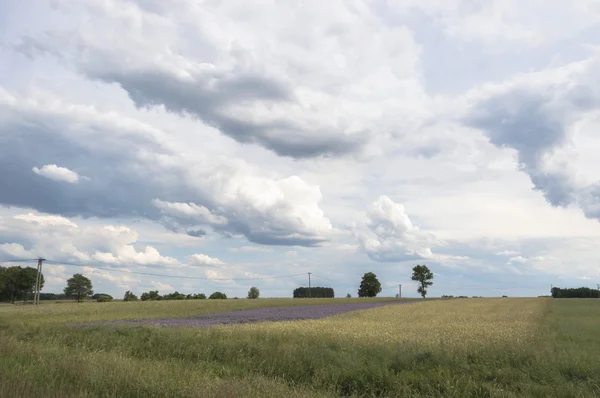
[1,298,599,397]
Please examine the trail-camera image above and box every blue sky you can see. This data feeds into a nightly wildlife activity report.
[1,0,600,299]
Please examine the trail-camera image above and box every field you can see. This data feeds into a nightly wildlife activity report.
[0,297,599,397]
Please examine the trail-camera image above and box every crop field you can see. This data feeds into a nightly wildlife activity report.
[1,297,599,397]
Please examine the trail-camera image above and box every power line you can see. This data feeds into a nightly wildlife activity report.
[43,259,307,281]
[0,258,40,263]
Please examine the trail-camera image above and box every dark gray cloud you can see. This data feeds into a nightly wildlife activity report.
[467,89,576,206]
[186,229,206,238]
[0,94,331,247]
[17,35,366,159]
[95,70,365,158]
[464,61,600,215]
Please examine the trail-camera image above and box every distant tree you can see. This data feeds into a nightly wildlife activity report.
[186,294,193,300]
[64,274,93,303]
[346,293,351,298]
[411,265,434,298]
[209,291,227,299]
[247,286,260,299]
[358,272,381,298]
[193,293,206,300]
[123,291,139,301]
[140,290,160,301]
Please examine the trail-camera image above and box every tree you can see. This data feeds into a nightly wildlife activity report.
[358,272,381,298]
[411,264,434,298]
[346,293,351,298]
[209,291,227,299]
[247,286,260,299]
[140,290,160,301]
[0,266,43,303]
[123,291,138,301]
[64,274,93,303]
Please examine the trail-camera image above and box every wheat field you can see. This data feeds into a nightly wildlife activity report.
[1,297,599,397]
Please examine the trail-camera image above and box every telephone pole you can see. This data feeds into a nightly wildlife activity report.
[398,284,402,299]
[34,258,45,305]
[308,272,312,298]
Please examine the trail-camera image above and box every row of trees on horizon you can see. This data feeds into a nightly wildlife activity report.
[1,265,437,303]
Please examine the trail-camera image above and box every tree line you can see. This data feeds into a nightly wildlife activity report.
[2,262,437,304]
[551,287,600,298]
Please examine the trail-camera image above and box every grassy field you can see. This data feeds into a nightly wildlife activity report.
[0,297,599,397]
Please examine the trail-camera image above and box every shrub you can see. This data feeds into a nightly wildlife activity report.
[96,295,113,303]
[209,291,227,299]
[293,287,334,298]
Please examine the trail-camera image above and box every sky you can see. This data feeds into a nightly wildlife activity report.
[1,0,600,299]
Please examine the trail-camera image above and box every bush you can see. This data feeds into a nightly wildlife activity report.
[96,295,113,303]
[209,291,227,300]
[293,287,334,298]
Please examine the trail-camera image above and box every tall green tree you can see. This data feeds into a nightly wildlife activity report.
[64,274,93,303]
[358,272,382,297]
[17,267,43,302]
[411,265,434,298]
[0,266,43,303]
[247,286,260,299]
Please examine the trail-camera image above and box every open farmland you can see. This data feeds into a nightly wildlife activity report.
[1,298,599,397]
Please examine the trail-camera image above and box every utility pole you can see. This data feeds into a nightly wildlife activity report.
[398,284,402,299]
[597,284,599,299]
[34,258,45,305]
[308,272,312,298]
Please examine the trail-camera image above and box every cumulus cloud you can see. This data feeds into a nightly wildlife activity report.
[464,55,600,219]
[17,0,429,159]
[187,254,225,267]
[508,256,528,264]
[0,212,178,266]
[0,89,332,246]
[357,196,437,262]
[32,164,83,183]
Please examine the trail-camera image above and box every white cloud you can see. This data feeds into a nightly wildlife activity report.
[33,164,83,183]
[357,196,437,262]
[0,212,178,267]
[496,250,520,256]
[187,253,225,267]
[508,256,528,264]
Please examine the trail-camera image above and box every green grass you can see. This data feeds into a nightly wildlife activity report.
[0,298,599,397]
